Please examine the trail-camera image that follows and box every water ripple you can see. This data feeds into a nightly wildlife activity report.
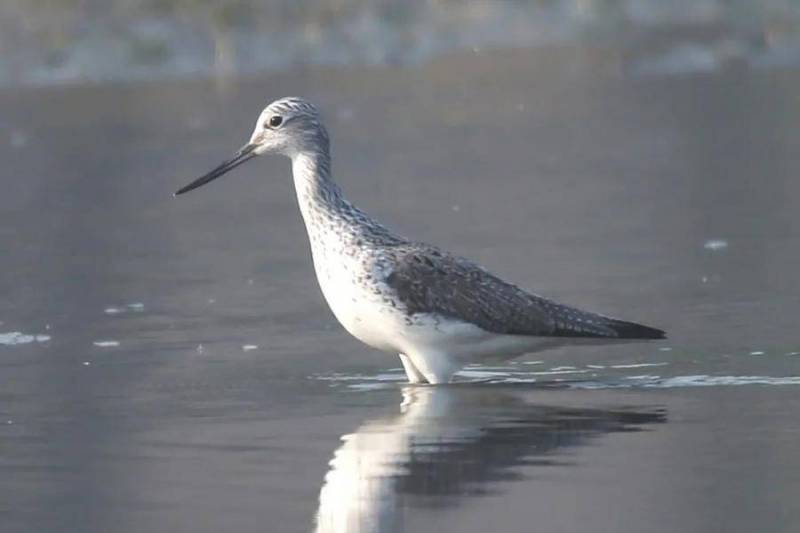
[313,368,800,391]
[0,331,51,346]
[584,375,800,389]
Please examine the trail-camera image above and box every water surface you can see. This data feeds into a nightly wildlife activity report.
[1,48,799,532]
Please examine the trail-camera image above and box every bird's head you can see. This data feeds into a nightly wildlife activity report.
[175,96,328,196]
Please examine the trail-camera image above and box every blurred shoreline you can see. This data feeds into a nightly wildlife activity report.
[2,0,800,88]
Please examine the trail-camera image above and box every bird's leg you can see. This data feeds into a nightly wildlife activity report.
[398,353,427,384]
[406,351,458,385]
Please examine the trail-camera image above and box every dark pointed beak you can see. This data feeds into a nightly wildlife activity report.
[174,143,258,196]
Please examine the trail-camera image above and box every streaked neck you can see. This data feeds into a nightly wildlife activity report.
[290,147,403,248]
[291,150,347,219]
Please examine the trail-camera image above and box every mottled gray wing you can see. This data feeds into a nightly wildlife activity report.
[385,246,664,339]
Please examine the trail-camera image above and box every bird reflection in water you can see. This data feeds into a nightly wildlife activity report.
[314,386,666,533]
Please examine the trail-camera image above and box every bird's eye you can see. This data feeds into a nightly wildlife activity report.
[268,115,283,128]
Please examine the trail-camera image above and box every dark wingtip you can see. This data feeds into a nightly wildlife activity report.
[608,320,667,340]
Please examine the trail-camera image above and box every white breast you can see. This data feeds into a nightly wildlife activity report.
[310,246,403,353]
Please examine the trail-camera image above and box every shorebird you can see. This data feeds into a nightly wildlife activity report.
[176,97,665,384]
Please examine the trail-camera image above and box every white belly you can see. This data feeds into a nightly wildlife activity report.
[397,314,563,361]
[317,267,556,361]
[313,257,404,352]
[309,246,583,382]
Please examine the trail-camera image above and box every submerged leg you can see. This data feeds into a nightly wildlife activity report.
[399,353,427,384]
[406,351,459,385]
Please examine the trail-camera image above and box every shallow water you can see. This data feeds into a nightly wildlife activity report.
[1,48,799,532]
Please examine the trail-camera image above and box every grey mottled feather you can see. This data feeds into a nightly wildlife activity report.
[384,245,665,339]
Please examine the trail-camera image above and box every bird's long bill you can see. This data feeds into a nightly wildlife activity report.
[174,143,258,196]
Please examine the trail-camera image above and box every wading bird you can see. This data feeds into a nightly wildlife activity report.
[176,97,664,384]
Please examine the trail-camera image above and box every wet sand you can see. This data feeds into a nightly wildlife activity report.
[1,48,799,532]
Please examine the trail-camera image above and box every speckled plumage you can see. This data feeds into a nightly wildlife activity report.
[177,96,666,384]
